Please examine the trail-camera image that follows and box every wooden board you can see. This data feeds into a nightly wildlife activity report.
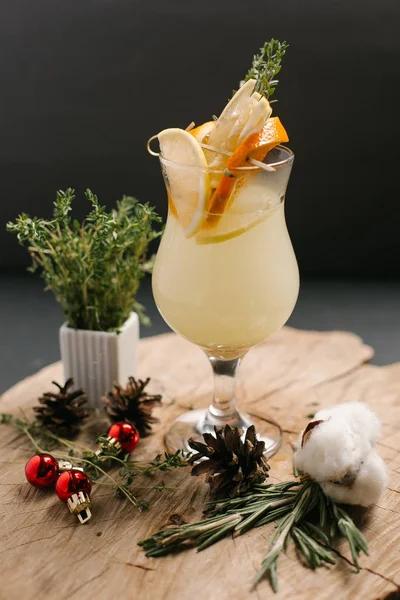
[1,327,400,600]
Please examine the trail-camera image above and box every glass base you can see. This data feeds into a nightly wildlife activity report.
[164,407,282,457]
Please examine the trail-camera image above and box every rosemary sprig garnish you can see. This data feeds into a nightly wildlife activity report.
[1,413,189,510]
[243,38,289,103]
[139,479,368,592]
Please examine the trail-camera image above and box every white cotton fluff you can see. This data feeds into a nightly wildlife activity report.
[294,402,387,507]
[294,402,381,483]
[313,402,381,446]
[321,450,388,507]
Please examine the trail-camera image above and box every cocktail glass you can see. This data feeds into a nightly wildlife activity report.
[152,145,299,455]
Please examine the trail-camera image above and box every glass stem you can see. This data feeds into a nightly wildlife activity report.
[208,356,242,421]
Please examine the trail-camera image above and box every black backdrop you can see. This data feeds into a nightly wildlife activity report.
[1,0,399,275]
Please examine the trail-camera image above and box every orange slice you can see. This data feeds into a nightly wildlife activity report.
[229,116,289,166]
[205,117,289,227]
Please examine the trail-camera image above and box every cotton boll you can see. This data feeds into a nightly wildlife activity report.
[321,450,388,507]
[294,402,387,508]
[314,402,381,446]
[294,415,372,482]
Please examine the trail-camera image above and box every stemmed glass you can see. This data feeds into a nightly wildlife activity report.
[151,145,298,456]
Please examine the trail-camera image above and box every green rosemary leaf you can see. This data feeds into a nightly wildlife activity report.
[197,516,242,551]
[294,525,336,567]
[354,529,369,556]
[138,477,369,594]
[302,521,331,547]
[319,491,327,527]
[292,527,314,567]
[253,546,280,592]
[235,497,294,536]
[256,504,294,527]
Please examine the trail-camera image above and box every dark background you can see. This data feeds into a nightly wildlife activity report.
[1,0,400,391]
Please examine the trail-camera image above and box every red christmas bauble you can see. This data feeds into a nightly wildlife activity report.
[55,469,92,502]
[25,453,59,488]
[108,421,140,453]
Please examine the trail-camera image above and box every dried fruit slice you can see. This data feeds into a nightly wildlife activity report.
[158,128,211,237]
[190,121,215,143]
[238,94,272,144]
[205,117,289,228]
[205,79,269,173]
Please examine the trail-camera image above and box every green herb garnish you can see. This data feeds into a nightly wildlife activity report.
[1,413,189,511]
[139,479,368,592]
[243,38,289,103]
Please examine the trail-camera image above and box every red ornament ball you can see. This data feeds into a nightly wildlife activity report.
[25,453,59,488]
[108,421,140,453]
[55,469,92,502]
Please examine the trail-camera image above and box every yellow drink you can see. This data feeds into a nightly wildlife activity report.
[152,163,299,359]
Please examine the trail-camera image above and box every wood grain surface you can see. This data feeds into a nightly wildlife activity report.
[1,328,399,600]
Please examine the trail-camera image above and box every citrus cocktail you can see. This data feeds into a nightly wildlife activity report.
[148,39,298,454]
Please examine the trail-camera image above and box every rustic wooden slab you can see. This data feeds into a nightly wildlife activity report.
[1,328,399,600]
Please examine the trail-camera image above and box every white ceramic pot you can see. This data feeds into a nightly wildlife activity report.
[59,312,139,410]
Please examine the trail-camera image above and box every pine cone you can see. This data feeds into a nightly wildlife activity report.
[33,378,88,437]
[188,425,270,497]
[103,377,162,436]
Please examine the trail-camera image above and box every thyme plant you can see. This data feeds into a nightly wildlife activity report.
[7,188,161,331]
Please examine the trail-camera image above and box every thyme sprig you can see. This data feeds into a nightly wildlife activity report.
[1,413,189,511]
[243,38,289,103]
[6,189,162,331]
[139,479,368,592]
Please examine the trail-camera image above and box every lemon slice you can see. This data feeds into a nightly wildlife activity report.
[158,128,211,238]
[196,216,268,245]
[190,121,215,143]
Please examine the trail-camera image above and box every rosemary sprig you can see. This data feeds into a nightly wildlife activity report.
[1,413,189,510]
[243,38,289,103]
[139,479,368,593]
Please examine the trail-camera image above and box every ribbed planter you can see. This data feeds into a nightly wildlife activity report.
[59,313,139,410]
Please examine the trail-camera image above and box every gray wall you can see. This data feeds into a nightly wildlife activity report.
[1,0,399,275]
